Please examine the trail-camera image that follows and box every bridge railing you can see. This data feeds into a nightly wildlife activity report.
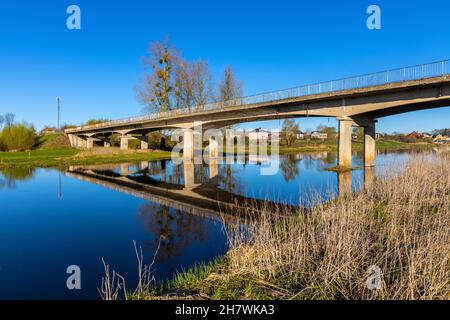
[67,60,449,132]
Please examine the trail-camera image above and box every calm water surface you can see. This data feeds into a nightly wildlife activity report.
[0,150,429,299]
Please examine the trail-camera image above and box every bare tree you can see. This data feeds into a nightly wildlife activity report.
[282,119,300,146]
[191,60,213,111]
[4,113,15,128]
[136,39,180,113]
[174,60,213,112]
[174,59,194,111]
[219,66,243,107]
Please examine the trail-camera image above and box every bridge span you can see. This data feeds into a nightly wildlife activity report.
[65,60,450,168]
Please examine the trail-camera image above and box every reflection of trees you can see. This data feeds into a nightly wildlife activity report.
[0,167,35,190]
[322,152,337,165]
[280,154,300,182]
[169,163,183,185]
[137,203,212,262]
[218,164,243,195]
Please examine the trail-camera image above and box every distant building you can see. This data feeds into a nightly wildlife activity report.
[41,127,56,135]
[296,132,305,140]
[249,128,268,141]
[311,131,328,140]
[407,131,422,139]
[433,134,450,144]
[422,133,432,139]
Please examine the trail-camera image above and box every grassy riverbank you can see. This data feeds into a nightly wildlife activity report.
[136,155,449,300]
[0,148,173,168]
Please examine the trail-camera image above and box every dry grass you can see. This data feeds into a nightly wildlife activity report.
[209,154,450,300]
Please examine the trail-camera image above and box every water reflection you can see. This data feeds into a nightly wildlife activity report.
[65,151,385,211]
[0,167,36,190]
[137,203,213,262]
[0,149,439,299]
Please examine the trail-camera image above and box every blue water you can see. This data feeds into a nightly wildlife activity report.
[0,150,422,299]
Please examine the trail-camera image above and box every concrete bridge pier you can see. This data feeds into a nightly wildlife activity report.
[71,135,87,148]
[86,138,94,149]
[135,136,149,150]
[209,137,219,158]
[338,120,353,168]
[364,121,377,167]
[183,129,194,160]
[120,136,129,150]
[338,118,377,168]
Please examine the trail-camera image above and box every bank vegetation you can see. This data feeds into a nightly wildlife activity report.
[116,154,449,300]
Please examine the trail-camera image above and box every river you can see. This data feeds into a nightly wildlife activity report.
[0,149,436,299]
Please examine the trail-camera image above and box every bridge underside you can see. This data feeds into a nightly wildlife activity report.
[66,76,450,169]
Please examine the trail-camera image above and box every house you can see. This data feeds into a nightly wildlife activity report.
[422,133,432,139]
[311,131,328,140]
[407,131,422,139]
[249,128,269,141]
[296,132,305,140]
[433,134,450,144]
[41,127,56,135]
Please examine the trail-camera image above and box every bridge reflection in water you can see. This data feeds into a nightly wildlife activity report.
[66,156,376,218]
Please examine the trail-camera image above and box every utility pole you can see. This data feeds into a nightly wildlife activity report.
[56,97,61,131]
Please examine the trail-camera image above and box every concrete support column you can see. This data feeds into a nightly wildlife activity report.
[120,136,129,150]
[73,136,86,148]
[141,140,149,150]
[209,137,218,158]
[338,120,353,168]
[364,121,376,167]
[68,134,75,147]
[86,138,94,149]
[183,129,194,160]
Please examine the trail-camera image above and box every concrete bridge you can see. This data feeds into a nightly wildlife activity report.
[65,60,450,168]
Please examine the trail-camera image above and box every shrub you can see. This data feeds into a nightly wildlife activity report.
[0,122,37,151]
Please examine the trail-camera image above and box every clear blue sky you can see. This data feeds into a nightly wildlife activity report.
[0,0,449,133]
